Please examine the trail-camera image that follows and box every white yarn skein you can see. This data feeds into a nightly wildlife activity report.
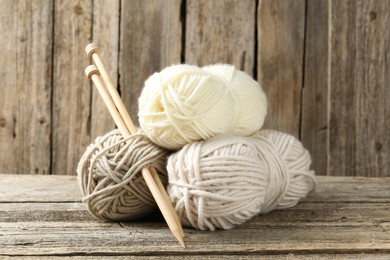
[167,130,316,231]
[138,64,267,149]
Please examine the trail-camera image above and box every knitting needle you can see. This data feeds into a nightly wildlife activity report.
[85,43,184,238]
[148,166,184,235]
[85,65,184,247]
[85,43,136,133]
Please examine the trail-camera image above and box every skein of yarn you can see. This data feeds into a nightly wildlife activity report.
[138,64,267,150]
[77,129,169,221]
[167,130,316,231]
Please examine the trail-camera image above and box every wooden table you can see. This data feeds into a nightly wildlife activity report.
[0,174,389,259]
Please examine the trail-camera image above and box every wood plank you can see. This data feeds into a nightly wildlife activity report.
[119,0,182,125]
[52,0,93,175]
[185,0,256,75]
[244,202,390,228]
[0,203,92,222]
[329,0,390,176]
[1,202,389,228]
[0,174,81,202]
[1,174,390,256]
[306,177,390,203]
[1,222,389,255]
[0,0,52,175]
[301,0,329,176]
[1,174,389,203]
[4,255,390,260]
[90,0,119,139]
[1,211,389,256]
[257,0,306,137]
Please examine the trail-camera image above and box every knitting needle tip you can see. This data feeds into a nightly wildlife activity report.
[175,233,185,248]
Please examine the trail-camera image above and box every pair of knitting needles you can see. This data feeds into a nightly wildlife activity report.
[84,43,184,247]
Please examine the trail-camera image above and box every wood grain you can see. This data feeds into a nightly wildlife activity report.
[329,0,390,176]
[2,255,390,260]
[119,0,182,125]
[305,176,390,203]
[1,222,389,256]
[257,0,306,137]
[90,0,119,139]
[185,0,256,75]
[1,202,389,228]
[301,0,329,176]
[52,0,93,175]
[0,174,81,202]
[1,1,390,177]
[0,174,390,257]
[2,173,390,204]
[0,0,53,175]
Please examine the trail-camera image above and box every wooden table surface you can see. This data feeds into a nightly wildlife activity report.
[0,174,389,259]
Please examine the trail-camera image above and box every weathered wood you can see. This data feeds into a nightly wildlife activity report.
[90,0,119,139]
[306,177,390,203]
[52,0,93,175]
[2,255,390,260]
[2,174,389,204]
[1,222,389,255]
[301,0,329,176]
[185,0,256,75]
[3,255,390,260]
[0,0,52,175]
[0,174,390,257]
[257,0,306,137]
[119,0,182,125]
[1,1,390,179]
[0,203,91,222]
[329,0,390,177]
[1,202,389,228]
[0,174,81,202]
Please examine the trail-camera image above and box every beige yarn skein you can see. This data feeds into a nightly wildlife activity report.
[77,129,169,221]
[167,130,316,231]
[138,64,267,150]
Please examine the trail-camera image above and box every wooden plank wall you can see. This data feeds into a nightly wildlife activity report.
[0,0,388,177]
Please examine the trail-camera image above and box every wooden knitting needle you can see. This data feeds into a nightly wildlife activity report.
[85,43,183,238]
[85,43,136,134]
[85,43,184,239]
[85,65,184,247]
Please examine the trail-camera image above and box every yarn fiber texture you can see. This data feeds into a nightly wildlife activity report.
[77,129,169,221]
[167,130,316,231]
[138,64,267,150]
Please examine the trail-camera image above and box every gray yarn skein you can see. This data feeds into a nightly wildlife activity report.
[77,129,169,221]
